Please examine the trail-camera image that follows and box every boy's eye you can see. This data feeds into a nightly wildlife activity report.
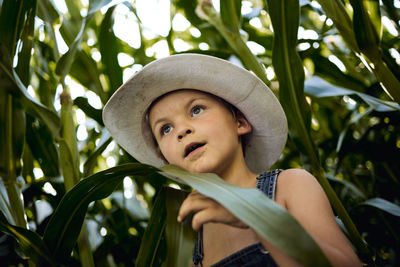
[161,125,173,135]
[191,106,204,116]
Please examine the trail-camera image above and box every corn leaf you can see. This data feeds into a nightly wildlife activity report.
[305,76,400,112]
[136,186,195,267]
[220,0,241,33]
[349,0,400,103]
[99,6,123,94]
[0,46,60,139]
[164,187,196,267]
[316,0,359,51]
[362,198,400,217]
[161,165,331,266]
[135,187,167,267]
[83,130,112,177]
[55,0,118,78]
[0,0,33,56]
[0,211,57,266]
[42,163,157,262]
[25,115,60,178]
[135,186,167,267]
[266,0,315,165]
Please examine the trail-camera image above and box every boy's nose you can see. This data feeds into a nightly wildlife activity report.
[178,128,192,140]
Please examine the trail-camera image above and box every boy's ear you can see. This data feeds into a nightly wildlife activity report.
[236,113,252,136]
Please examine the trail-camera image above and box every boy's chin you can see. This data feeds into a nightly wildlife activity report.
[184,163,222,176]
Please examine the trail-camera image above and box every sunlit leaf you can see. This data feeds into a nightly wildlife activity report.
[306,53,366,92]
[74,95,103,123]
[220,0,241,33]
[0,46,60,139]
[316,0,359,51]
[99,6,123,94]
[70,52,107,103]
[88,0,124,16]
[266,0,314,165]
[349,0,400,103]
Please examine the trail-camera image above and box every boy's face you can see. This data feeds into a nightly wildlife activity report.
[148,90,251,176]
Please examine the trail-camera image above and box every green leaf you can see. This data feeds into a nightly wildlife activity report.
[99,6,123,94]
[55,20,87,78]
[55,0,121,79]
[349,0,400,103]
[58,139,80,190]
[0,181,13,224]
[267,0,315,165]
[74,97,103,125]
[305,76,400,112]
[164,187,196,267]
[0,0,30,56]
[15,0,36,86]
[161,165,331,266]
[136,187,168,267]
[43,163,157,262]
[336,107,373,154]
[0,45,60,139]
[88,0,122,16]
[11,98,26,177]
[65,0,84,21]
[316,0,359,51]
[70,52,107,104]
[220,0,241,33]
[306,53,366,92]
[83,130,112,176]
[36,0,60,26]
[26,115,60,178]
[325,174,366,199]
[0,86,7,178]
[382,0,400,31]
[0,211,57,266]
[364,0,382,42]
[59,99,81,189]
[362,198,400,217]
[349,0,380,60]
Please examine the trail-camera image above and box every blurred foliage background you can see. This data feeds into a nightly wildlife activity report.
[0,0,400,266]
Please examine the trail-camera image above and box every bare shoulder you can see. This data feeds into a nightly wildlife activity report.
[275,168,324,208]
[275,168,362,266]
[277,168,318,186]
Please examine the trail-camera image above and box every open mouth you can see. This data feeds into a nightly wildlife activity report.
[184,143,205,157]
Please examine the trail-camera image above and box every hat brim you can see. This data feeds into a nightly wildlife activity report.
[103,54,287,173]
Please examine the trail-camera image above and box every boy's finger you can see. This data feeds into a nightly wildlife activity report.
[177,196,216,222]
[191,210,218,231]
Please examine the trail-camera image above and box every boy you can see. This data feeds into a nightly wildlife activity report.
[103,54,361,266]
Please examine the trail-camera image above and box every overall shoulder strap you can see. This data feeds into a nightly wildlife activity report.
[256,169,283,200]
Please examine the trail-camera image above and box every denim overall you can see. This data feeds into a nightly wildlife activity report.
[192,169,282,267]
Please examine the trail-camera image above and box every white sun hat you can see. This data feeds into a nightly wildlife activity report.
[103,53,287,173]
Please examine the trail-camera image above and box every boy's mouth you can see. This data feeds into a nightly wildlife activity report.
[184,142,205,157]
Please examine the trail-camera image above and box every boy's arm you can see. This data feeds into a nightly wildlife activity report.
[254,168,361,267]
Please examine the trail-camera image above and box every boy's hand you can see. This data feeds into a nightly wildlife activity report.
[177,191,248,231]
